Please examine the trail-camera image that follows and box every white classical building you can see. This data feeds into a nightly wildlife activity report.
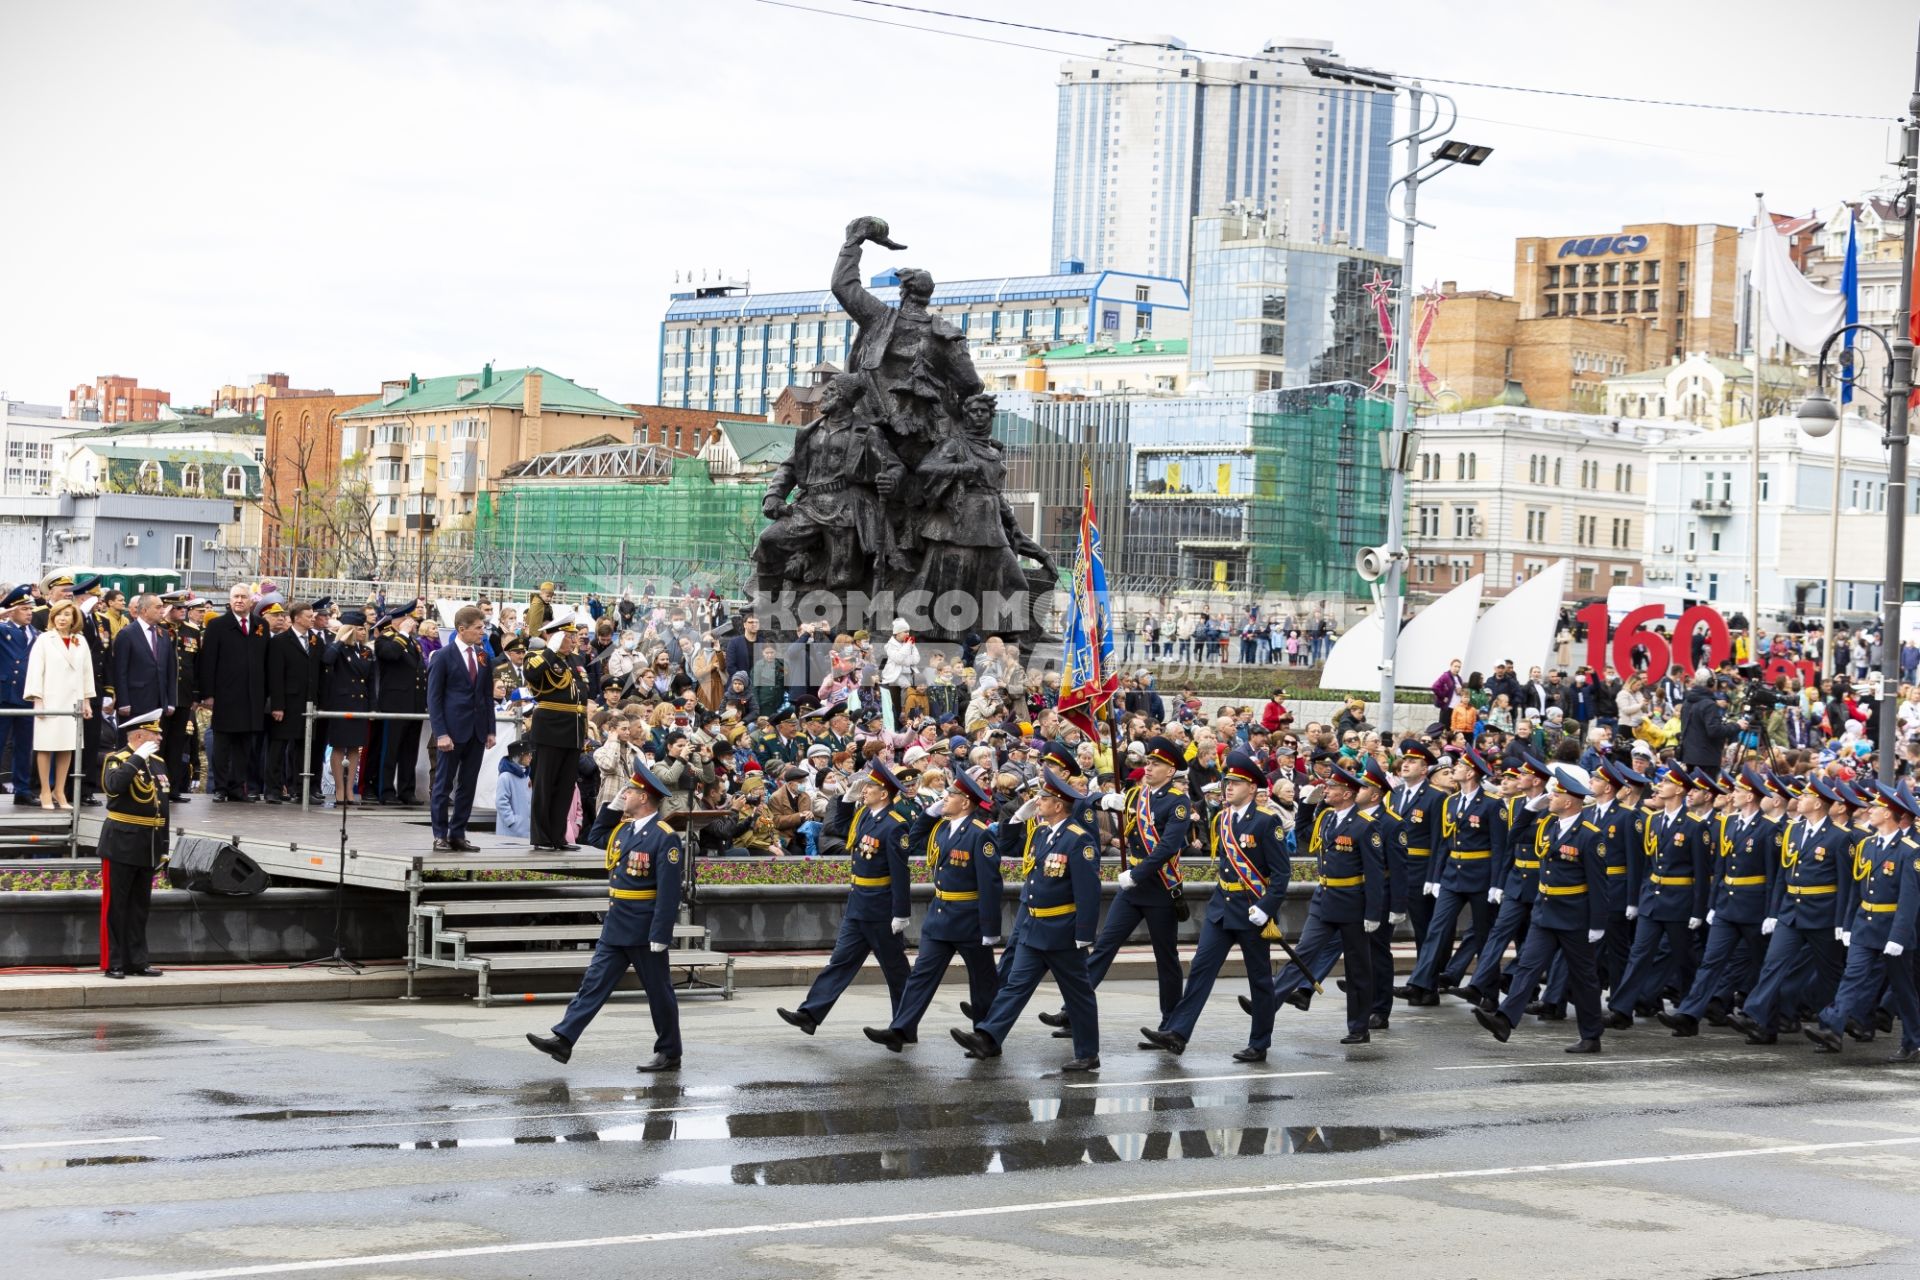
[1640,413,1920,625]
[0,393,85,495]
[1602,352,1800,427]
[1405,407,1702,603]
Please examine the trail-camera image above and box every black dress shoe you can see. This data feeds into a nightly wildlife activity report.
[1726,1012,1778,1045]
[951,1026,1000,1058]
[1474,1008,1513,1043]
[1283,988,1312,1012]
[1888,1045,1920,1064]
[1657,1011,1699,1037]
[452,838,481,852]
[1391,984,1415,999]
[1339,1030,1371,1045]
[1525,1000,1547,1015]
[1238,995,1255,1015]
[1874,1008,1896,1034]
[79,797,102,808]
[1804,1025,1845,1053]
[959,1001,978,1021]
[864,1026,907,1053]
[1055,1028,1075,1039]
[1535,1006,1568,1022]
[526,1032,571,1064]
[12,795,34,806]
[1337,979,1351,992]
[1061,1055,1101,1073]
[777,1008,817,1035]
[1403,988,1439,1007]
[266,794,285,805]
[1565,1038,1603,1054]
[1454,984,1484,1005]
[635,1053,681,1072]
[558,842,580,851]
[1367,1013,1391,1031]
[1232,1046,1267,1063]
[1844,1017,1876,1043]
[1139,1027,1186,1055]
[1603,1010,1633,1030]
[168,793,189,803]
[127,967,163,977]
[1037,1009,1069,1028]
[432,838,453,852]
[1703,1001,1730,1027]
[102,968,125,979]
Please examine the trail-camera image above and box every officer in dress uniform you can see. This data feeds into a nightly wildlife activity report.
[1459,754,1551,1009]
[72,574,110,805]
[778,759,913,1034]
[524,612,587,851]
[0,585,35,804]
[1075,735,1189,1022]
[1140,749,1289,1062]
[157,591,199,803]
[526,760,684,1071]
[1269,759,1386,1044]
[98,709,169,979]
[1730,775,1855,1044]
[1806,780,1920,1060]
[1474,765,1607,1053]
[864,769,1003,1051]
[1389,739,1445,969]
[1660,765,1781,1035]
[1606,766,1713,1028]
[1403,747,1501,1005]
[372,601,428,805]
[952,768,1103,1072]
[1028,741,1097,1028]
[1534,758,1645,1018]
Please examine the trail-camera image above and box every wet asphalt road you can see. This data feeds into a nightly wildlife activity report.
[6,979,1920,1279]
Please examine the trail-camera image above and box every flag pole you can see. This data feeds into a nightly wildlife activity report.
[1750,192,1766,664]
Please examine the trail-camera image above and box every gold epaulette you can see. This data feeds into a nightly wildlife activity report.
[1066,823,1087,836]
[1581,821,1601,833]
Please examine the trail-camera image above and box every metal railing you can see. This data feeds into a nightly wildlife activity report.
[0,707,86,858]
[300,706,433,814]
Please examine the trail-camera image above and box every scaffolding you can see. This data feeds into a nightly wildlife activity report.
[1246,384,1391,595]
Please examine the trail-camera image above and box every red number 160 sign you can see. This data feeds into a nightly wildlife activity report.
[1574,602,1731,677]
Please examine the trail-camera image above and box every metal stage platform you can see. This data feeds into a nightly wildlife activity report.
[72,801,736,1007]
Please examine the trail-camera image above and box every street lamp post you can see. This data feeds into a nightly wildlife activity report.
[1306,57,1490,735]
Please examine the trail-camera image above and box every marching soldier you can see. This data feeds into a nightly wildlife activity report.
[952,768,1102,1071]
[1140,749,1289,1062]
[526,760,684,1071]
[864,769,1002,1051]
[1730,775,1855,1044]
[1402,748,1500,1006]
[1269,759,1386,1044]
[1474,765,1607,1054]
[98,709,169,979]
[1660,765,1781,1035]
[1807,781,1920,1060]
[0,584,34,805]
[1606,767,1713,1028]
[1074,735,1189,1022]
[1458,755,1551,1009]
[372,601,428,805]
[778,759,913,1035]
[524,613,587,850]
[1388,739,1445,965]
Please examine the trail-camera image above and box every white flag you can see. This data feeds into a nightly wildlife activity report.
[1752,200,1843,355]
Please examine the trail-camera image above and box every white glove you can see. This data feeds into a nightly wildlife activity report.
[1688,917,1702,930]
[1422,882,1439,898]
[1098,792,1126,812]
[890,916,909,935]
[981,936,1001,947]
[1013,799,1038,822]
[1117,870,1137,891]
[1886,941,1906,958]
[1488,887,1504,905]
[1836,928,1847,942]
[1362,919,1380,932]
[1706,910,1716,926]
[649,941,668,953]
[1625,906,1639,920]
[1389,912,1407,925]
[1762,918,1777,936]
[133,741,160,759]
[1587,929,1606,943]
[1247,905,1270,927]
[1842,930,1853,947]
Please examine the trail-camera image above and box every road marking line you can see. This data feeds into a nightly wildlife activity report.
[121,1133,1920,1279]
[1068,1071,1333,1088]
[1432,1057,1685,1071]
[317,1104,721,1132]
[0,1135,161,1151]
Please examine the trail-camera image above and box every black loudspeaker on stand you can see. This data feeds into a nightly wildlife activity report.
[289,794,364,973]
[167,836,268,895]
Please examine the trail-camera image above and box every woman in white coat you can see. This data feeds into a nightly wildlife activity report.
[24,598,95,809]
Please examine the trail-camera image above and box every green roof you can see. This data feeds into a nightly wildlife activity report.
[68,413,264,440]
[76,446,262,498]
[713,419,795,468]
[339,366,636,420]
[1043,339,1189,361]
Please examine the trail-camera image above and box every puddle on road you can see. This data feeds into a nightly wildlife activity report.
[235,1109,377,1122]
[16,1025,207,1052]
[664,1125,1433,1185]
[0,1154,157,1173]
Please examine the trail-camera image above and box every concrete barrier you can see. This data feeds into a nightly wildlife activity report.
[0,888,408,968]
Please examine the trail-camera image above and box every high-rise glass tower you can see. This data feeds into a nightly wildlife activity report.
[1051,36,1394,283]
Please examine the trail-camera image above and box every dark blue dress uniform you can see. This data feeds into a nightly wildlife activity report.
[1811,784,1920,1054]
[1018,742,1090,995]
[1084,736,1191,1019]
[372,607,428,804]
[1736,781,1853,1040]
[876,773,1004,1045]
[524,620,587,850]
[1152,751,1291,1055]
[1670,771,1780,1029]
[966,769,1104,1063]
[1608,770,1714,1023]
[98,712,169,976]
[1489,769,1609,1047]
[1407,750,1500,997]
[1273,761,1386,1039]
[1388,742,1446,956]
[1465,760,1551,1001]
[0,585,34,800]
[548,769,685,1063]
[787,763,914,1030]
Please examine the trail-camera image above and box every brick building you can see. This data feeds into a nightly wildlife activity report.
[212,373,332,416]
[261,390,377,557]
[1512,222,1741,365]
[68,374,170,423]
[623,403,728,455]
[1424,285,1650,413]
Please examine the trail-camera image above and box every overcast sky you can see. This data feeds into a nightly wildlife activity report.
[1,0,1911,409]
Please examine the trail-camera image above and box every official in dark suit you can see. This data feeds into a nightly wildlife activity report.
[98,709,169,979]
[108,593,175,725]
[0,584,36,803]
[372,601,427,804]
[427,606,497,853]
[196,583,268,802]
[526,760,684,1071]
[264,602,322,804]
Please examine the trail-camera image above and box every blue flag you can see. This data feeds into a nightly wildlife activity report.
[1841,211,1859,405]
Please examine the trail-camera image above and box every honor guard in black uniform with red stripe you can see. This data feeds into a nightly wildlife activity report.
[525,612,586,851]
[527,760,684,1071]
[98,709,169,979]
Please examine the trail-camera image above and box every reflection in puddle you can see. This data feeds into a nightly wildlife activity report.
[20,1025,203,1052]
[236,1109,376,1122]
[1,1154,157,1173]
[665,1126,1433,1185]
